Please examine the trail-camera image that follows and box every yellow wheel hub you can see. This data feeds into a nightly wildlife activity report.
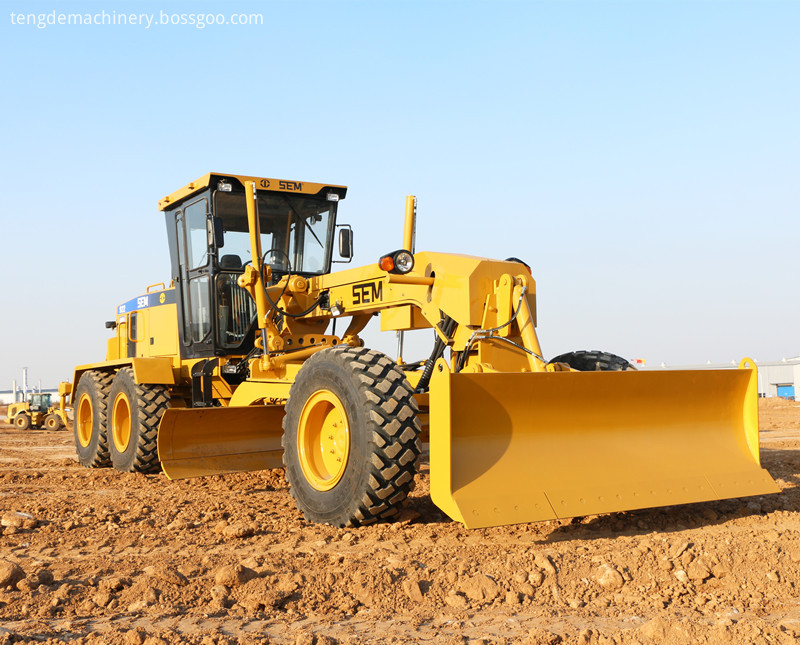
[111,393,132,453]
[297,390,350,491]
[76,394,93,448]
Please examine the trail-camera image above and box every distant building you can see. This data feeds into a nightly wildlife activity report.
[645,358,800,401]
[0,389,60,405]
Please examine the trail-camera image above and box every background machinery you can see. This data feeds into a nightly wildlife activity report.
[66,172,779,528]
[7,383,71,431]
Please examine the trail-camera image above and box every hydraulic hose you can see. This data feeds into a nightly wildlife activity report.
[416,314,458,393]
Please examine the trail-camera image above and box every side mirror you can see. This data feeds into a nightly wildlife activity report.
[338,227,353,260]
[210,217,225,249]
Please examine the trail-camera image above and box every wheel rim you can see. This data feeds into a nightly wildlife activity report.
[111,393,132,453]
[76,394,93,447]
[297,390,350,491]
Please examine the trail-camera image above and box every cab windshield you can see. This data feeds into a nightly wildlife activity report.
[30,394,51,411]
[213,191,336,275]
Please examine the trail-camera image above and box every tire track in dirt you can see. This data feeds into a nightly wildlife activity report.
[1,399,799,644]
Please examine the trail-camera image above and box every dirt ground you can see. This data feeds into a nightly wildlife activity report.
[2,399,800,645]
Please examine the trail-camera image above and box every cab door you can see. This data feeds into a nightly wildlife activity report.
[175,197,214,358]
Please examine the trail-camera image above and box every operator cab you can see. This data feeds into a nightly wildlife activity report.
[159,173,348,360]
[29,393,52,412]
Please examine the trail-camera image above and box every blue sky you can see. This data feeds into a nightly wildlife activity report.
[0,0,797,388]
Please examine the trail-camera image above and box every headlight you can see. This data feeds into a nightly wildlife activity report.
[378,249,415,274]
[394,251,414,273]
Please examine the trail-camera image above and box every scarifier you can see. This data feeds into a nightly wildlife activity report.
[65,173,779,528]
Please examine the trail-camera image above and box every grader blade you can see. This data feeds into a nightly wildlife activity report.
[428,360,779,529]
[158,406,285,479]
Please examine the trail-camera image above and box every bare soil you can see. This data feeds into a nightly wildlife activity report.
[2,399,800,644]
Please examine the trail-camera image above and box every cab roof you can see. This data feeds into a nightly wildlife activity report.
[158,172,348,211]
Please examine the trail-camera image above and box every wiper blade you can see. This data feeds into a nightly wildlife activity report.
[282,196,323,248]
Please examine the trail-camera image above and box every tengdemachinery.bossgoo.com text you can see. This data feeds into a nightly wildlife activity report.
[9,10,264,30]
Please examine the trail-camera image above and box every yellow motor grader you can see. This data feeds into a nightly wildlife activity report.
[66,172,778,528]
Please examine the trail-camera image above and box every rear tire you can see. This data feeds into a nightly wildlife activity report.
[107,367,168,473]
[74,370,114,468]
[14,414,31,430]
[548,350,635,372]
[283,347,422,527]
[44,414,63,431]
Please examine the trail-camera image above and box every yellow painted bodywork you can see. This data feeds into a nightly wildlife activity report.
[297,390,351,491]
[71,357,176,397]
[158,172,346,211]
[428,358,778,528]
[158,406,285,478]
[7,401,46,427]
[154,244,779,526]
[54,382,72,427]
[403,195,416,252]
[69,174,779,530]
[110,390,132,453]
[72,284,181,403]
[75,392,93,447]
[7,390,70,429]
[310,252,538,335]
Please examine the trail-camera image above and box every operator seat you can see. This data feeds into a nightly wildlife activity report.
[219,254,243,270]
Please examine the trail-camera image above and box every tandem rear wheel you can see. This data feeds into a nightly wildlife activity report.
[282,347,422,527]
[74,370,114,467]
[107,367,169,473]
[73,368,169,472]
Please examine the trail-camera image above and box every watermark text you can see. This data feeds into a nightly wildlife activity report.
[10,10,264,30]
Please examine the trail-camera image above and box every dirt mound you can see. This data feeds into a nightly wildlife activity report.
[0,402,799,643]
[760,397,799,408]
[759,398,800,431]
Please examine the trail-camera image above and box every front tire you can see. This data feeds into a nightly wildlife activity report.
[14,414,31,430]
[283,347,422,527]
[548,350,635,372]
[44,414,63,431]
[74,370,113,467]
[107,367,169,473]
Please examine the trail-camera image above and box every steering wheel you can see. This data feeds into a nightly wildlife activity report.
[263,247,292,273]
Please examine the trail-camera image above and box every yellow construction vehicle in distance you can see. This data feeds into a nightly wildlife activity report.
[7,383,71,431]
[65,172,779,528]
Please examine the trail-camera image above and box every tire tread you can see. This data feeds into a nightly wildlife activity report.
[110,367,168,473]
[283,346,422,527]
[548,350,634,372]
[77,370,114,468]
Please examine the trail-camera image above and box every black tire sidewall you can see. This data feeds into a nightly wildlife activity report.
[108,368,141,472]
[15,415,30,430]
[73,372,109,467]
[549,350,633,372]
[284,353,373,524]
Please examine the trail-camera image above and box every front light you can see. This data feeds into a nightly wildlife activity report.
[394,250,414,274]
[218,181,232,192]
[379,250,415,274]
